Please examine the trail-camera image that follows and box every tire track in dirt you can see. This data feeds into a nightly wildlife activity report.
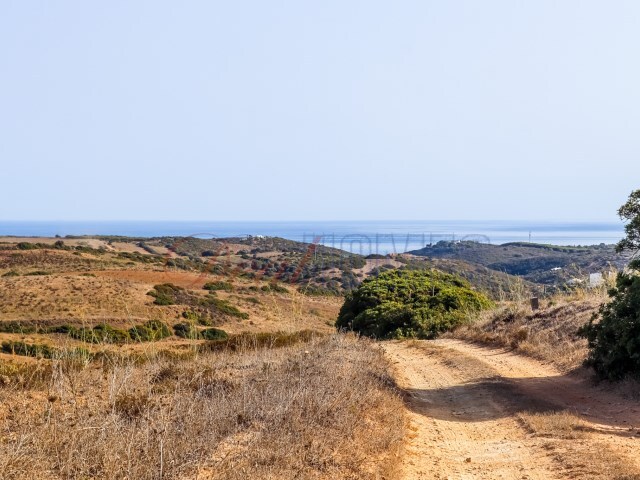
[384,339,640,479]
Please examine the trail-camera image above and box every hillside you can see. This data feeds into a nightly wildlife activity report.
[409,240,629,286]
[2,234,639,480]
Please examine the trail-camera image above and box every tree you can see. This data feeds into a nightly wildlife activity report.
[616,189,640,267]
[335,269,492,339]
[580,189,640,380]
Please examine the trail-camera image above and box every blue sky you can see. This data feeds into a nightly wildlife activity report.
[1,1,638,221]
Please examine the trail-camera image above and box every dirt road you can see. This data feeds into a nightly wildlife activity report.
[383,339,640,480]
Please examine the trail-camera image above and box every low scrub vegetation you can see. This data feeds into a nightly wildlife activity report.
[203,280,234,291]
[148,283,249,320]
[128,319,172,342]
[173,322,228,340]
[449,296,600,371]
[336,269,492,339]
[1,340,90,360]
[580,189,640,380]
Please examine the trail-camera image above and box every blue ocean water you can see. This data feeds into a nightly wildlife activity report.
[0,220,625,254]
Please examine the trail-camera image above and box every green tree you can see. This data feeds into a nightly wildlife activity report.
[335,269,492,339]
[581,189,640,380]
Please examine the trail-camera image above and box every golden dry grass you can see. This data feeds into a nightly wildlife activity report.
[517,410,640,479]
[449,294,604,371]
[517,410,588,440]
[0,334,405,480]
[0,270,341,336]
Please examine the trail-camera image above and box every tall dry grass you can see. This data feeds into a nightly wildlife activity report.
[449,275,616,371]
[0,334,404,480]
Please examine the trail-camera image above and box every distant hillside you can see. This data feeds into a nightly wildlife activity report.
[396,255,538,298]
[408,241,629,286]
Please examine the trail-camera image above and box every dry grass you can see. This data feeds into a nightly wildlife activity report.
[0,274,154,321]
[449,294,604,371]
[0,334,405,480]
[0,270,340,335]
[518,410,640,479]
[518,410,588,439]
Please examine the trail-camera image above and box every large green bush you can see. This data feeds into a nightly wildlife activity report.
[335,269,492,339]
[581,272,640,380]
[580,189,640,380]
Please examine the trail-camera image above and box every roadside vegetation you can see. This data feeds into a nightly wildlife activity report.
[448,289,606,372]
[580,189,640,380]
[0,334,404,480]
[336,269,492,339]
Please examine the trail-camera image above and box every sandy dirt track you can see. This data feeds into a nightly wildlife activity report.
[383,339,640,480]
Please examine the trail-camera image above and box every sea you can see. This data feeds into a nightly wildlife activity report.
[0,220,625,255]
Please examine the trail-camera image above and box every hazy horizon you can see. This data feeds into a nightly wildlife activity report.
[1,1,639,222]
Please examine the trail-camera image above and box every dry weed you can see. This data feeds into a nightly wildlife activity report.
[0,334,404,480]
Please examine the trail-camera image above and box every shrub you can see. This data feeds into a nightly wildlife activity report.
[1,341,55,358]
[260,283,289,294]
[203,281,234,292]
[0,341,91,360]
[1,270,19,277]
[200,328,228,341]
[16,242,37,250]
[79,324,130,343]
[147,283,184,305]
[48,324,130,344]
[0,322,38,334]
[200,295,249,319]
[580,189,640,380]
[580,272,640,380]
[336,269,492,339]
[129,320,172,342]
[173,322,201,339]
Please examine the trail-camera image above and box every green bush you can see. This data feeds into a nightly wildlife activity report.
[71,324,131,344]
[203,281,234,292]
[1,270,19,277]
[580,189,640,381]
[147,283,184,305]
[580,272,640,380]
[1,341,55,358]
[260,283,289,294]
[129,320,172,342]
[336,269,492,339]
[173,322,201,339]
[0,322,38,334]
[200,328,229,340]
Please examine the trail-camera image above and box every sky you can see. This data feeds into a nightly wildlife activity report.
[1,1,639,222]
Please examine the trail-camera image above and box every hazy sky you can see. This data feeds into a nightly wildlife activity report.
[1,1,638,221]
